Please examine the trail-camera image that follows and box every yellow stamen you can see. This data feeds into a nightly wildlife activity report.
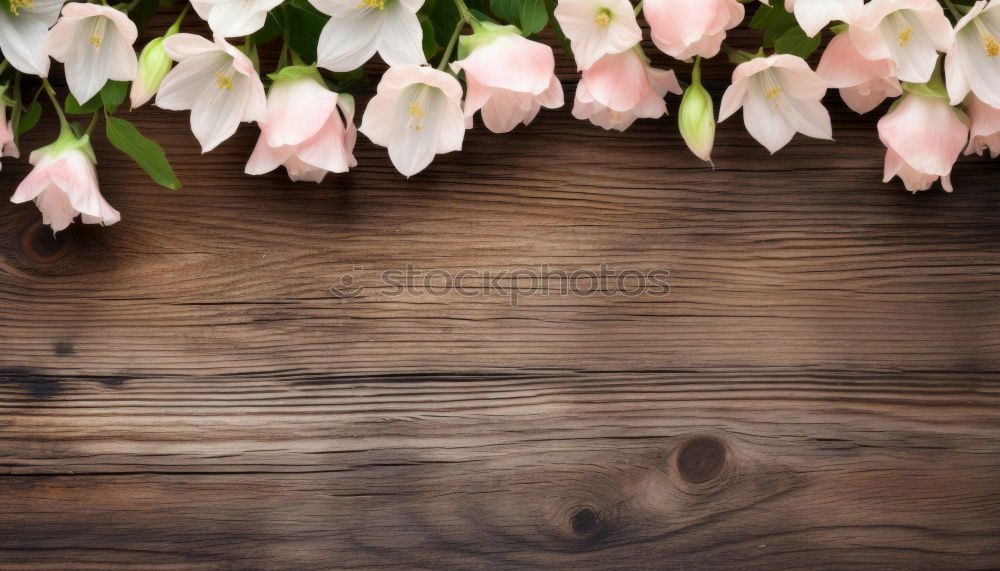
[593,10,610,26]
[986,34,1000,57]
[8,0,34,16]
[361,0,385,9]
[898,27,912,47]
[408,102,424,118]
[407,89,429,132]
[89,35,102,48]
[764,87,781,99]
[215,72,233,90]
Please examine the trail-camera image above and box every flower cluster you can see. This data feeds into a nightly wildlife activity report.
[1,0,997,232]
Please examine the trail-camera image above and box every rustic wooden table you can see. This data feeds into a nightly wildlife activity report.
[2,65,999,567]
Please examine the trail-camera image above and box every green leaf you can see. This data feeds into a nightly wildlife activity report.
[543,0,572,58]
[105,115,181,190]
[251,10,284,46]
[418,14,439,60]
[518,0,547,35]
[490,0,518,24]
[65,90,105,115]
[774,26,822,58]
[100,80,129,114]
[284,2,329,63]
[428,0,460,45]
[16,100,41,137]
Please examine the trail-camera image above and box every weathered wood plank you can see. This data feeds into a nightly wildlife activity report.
[1,370,999,568]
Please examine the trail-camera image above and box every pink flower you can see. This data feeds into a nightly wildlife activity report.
[817,32,902,114]
[945,0,1000,108]
[964,94,1000,158]
[719,54,832,154]
[450,23,563,133]
[359,65,465,177]
[245,66,357,183]
[554,0,642,70]
[879,92,969,192]
[572,46,681,131]
[10,130,119,232]
[849,0,952,84]
[0,94,20,169]
[643,0,744,61]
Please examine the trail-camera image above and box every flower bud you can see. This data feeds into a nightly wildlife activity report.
[678,58,715,165]
[130,26,176,109]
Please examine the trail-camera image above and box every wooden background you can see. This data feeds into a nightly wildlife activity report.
[2,25,1000,568]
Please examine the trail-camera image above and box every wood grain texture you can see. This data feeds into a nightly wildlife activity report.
[1,44,1000,568]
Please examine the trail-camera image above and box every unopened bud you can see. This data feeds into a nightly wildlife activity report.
[678,58,716,165]
[130,22,178,109]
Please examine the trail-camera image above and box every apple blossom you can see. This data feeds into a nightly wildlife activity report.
[156,33,267,153]
[572,46,682,131]
[553,0,642,70]
[643,0,744,62]
[0,0,62,76]
[964,94,1000,158]
[879,92,969,192]
[189,0,283,38]
[849,0,952,84]
[678,58,715,164]
[312,0,426,72]
[42,3,139,104]
[945,0,1000,108]
[10,128,119,232]
[245,66,357,182]
[449,23,563,133]
[719,54,832,154]
[359,64,464,177]
[817,31,902,114]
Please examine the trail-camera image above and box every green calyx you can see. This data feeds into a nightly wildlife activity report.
[40,128,96,163]
[457,22,521,60]
[268,64,325,87]
[901,61,948,100]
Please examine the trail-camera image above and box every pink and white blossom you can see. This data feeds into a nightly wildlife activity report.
[643,0,744,61]
[156,33,267,153]
[450,24,563,133]
[245,67,357,182]
[313,0,426,72]
[42,3,138,103]
[762,0,862,38]
[572,46,681,131]
[879,92,969,192]
[945,0,1000,108]
[554,0,642,70]
[359,65,464,177]
[190,0,284,38]
[964,94,1000,158]
[849,0,952,84]
[817,31,902,114]
[719,54,832,154]
[10,131,119,233]
[0,91,20,170]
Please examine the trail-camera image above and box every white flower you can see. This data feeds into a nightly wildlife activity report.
[42,3,138,103]
[312,0,426,72]
[554,0,642,70]
[10,129,119,233]
[781,0,862,38]
[359,64,464,177]
[190,0,284,38]
[849,0,952,84]
[155,33,267,153]
[945,0,1000,108]
[719,54,832,154]
[0,0,62,76]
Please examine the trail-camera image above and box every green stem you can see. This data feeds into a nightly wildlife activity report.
[451,0,478,26]
[721,43,754,64]
[84,111,99,136]
[166,3,190,34]
[691,55,701,85]
[941,0,962,20]
[41,78,70,132]
[437,19,465,71]
[0,60,8,77]
[633,0,642,16]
